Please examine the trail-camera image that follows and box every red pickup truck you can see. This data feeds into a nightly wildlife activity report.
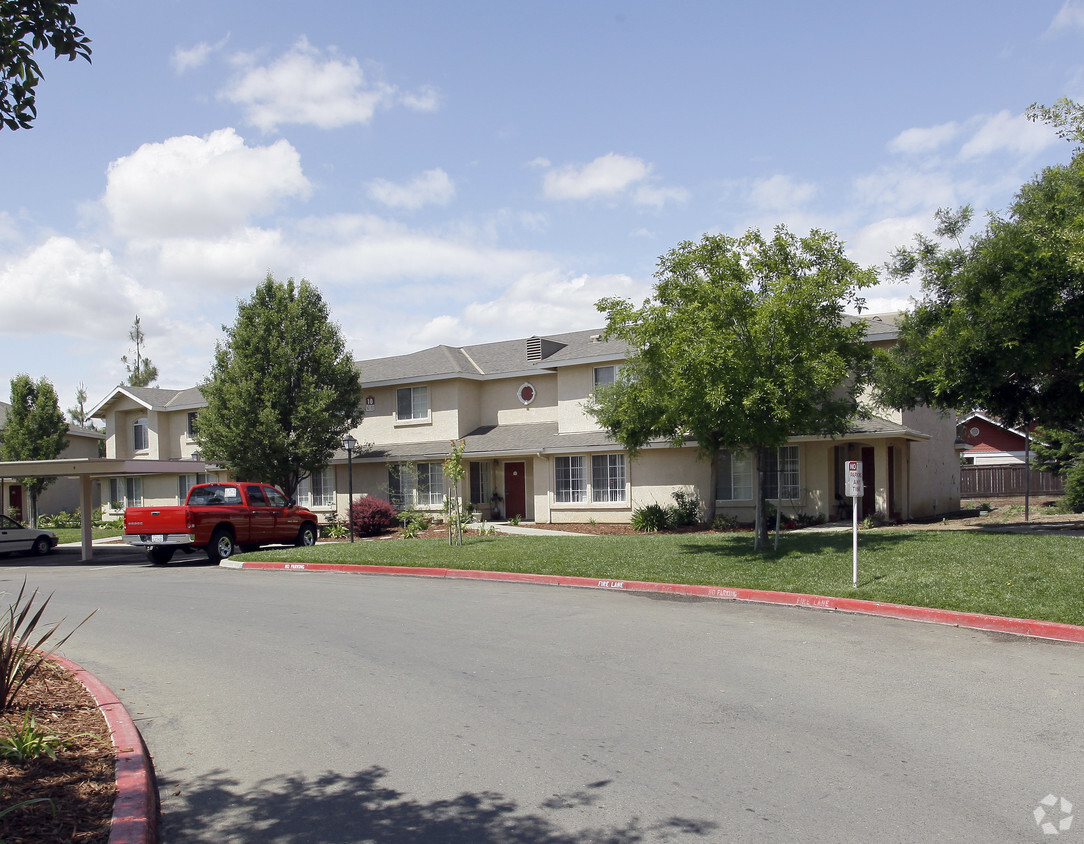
[123,482,320,564]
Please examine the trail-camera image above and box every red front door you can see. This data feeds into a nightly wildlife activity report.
[504,462,526,520]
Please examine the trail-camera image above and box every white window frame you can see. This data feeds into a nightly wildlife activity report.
[591,454,627,503]
[186,411,199,440]
[763,445,800,500]
[716,451,754,501]
[109,476,143,509]
[469,462,492,506]
[593,365,621,389]
[387,464,417,508]
[555,456,587,503]
[298,468,335,508]
[396,386,430,423]
[133,417,149,452]
[417,462,445,507]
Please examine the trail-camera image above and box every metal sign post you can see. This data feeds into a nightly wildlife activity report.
[846,460,863,587]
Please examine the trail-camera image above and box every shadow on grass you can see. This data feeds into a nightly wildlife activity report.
[674,529,933,560]
[159,766,718,843]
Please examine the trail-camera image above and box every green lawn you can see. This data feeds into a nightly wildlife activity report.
[53,526,124,544]
[240,529,1084,626]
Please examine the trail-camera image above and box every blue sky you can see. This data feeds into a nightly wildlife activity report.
[2,0,1083,415]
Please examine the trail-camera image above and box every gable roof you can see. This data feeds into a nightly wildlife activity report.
[89,385,206,418]
[357,328,628,386]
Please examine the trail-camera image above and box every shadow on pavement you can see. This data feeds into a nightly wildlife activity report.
[1,545,215,568]
[158,766,718,843]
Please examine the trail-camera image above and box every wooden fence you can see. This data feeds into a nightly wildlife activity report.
[960,465,1065,498]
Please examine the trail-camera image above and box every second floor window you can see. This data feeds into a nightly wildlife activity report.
[186,411,199,440]
[397,386,429,421]
[593,365,620,388]
[133,417,148,451]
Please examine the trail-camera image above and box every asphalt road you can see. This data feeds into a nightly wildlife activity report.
[3,546,1082,843]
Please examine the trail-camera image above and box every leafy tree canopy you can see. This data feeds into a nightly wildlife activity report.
[874,146,1084,429]
[591,227,876,545]
[0,374,67,524]
[1,0,91,130]
[196,274,364,501]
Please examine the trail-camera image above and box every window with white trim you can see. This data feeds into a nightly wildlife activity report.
[763,445,800,500]
[593,365,620,388]
[178,473,212,503]
[716,451,754,501]
[133,417,148,451]
[396,386,429,422]
[297,468,334,508]
[591,454,627,502]
[555,456,587,503]
[109,477,143,508]
[417,462,445,507]
[388,464,416,508]
[186,411,199,440]
[469,462,492,506]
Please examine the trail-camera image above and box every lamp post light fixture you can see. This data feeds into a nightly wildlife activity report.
[342,433,357,542]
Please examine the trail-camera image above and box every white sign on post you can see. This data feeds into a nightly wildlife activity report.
[846,460,862,587]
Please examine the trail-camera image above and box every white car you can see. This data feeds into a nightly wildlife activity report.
[0,514,59,557]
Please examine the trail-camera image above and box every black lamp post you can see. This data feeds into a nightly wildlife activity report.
[342,433,357,542]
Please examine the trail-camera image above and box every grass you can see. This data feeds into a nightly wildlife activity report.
[240,529,1084,627]
[52,527,123,544]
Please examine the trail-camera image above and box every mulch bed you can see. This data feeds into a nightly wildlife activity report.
[0,660,115,843]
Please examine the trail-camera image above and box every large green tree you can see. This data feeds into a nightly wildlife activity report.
[196,274,364,501]
[875,110,1084,431]
[0,374,67,525]
[592,227,876,548]
[1,0,91,130]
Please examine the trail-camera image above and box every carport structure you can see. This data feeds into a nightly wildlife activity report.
[0,458,205,561]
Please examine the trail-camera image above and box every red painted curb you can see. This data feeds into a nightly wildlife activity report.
[51,654,157,844]
[230,560,1084,644]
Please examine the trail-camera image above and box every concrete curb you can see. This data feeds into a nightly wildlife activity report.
[222,559,1084,645]
[51,655,157,844]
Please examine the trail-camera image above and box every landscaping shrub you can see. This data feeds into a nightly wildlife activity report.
[668,490,701,527]
[631,504,670,532]
[398,509,432,538]
[1065,460,1084,513]
[350,497,398,537]
[712,513,739,531]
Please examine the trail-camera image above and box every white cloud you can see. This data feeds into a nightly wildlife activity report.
[888,122,961,155]
[103,129,310,238]
[634,184,690,209]
[172,37,228,73]
[0,237,150,338]
[542,153,652,200]
[367,169,455,210]
[1048,0,1084,33]
[221,37,437,131]
[749,174,817,211]
[959,110,1058,159]
[139,228,291,291]
[299,214,548,286]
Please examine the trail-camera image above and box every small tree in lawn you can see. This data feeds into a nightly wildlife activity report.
[197,274,364,501]
[0,375,68,526]
[592,227,876,549]
[443,439,466,546]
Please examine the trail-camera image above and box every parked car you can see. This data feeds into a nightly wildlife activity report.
[0,514,59,557]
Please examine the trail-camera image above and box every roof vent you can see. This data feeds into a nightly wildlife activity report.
[526,337,543,362]
[590,334,602,342]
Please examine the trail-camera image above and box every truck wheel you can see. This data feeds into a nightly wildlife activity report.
[208,528,235,563]
[147,547,175,565]
[295,522,318,547]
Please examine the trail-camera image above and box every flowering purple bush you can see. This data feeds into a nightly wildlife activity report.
[350,497,398,537]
